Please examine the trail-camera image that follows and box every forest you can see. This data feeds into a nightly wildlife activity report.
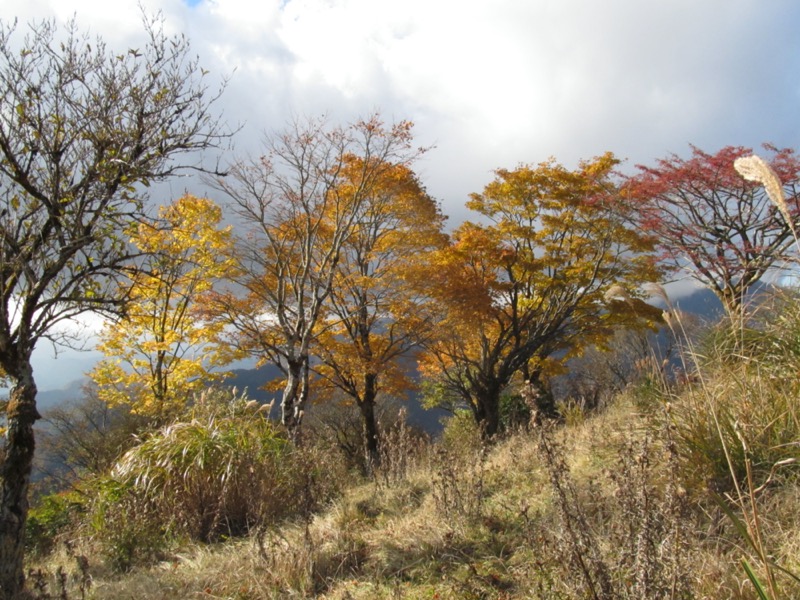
[0,14,799,600]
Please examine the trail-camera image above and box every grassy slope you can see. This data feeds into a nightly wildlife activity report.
[34,392,800,599]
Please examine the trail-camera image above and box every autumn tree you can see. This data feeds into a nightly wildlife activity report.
[313,158,447,468]
[90,195,237,421]
[420,153,660,438]
[209,115,423,436]
[0,16,228,596]
[625,145,800,316]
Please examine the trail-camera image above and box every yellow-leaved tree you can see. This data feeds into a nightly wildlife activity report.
[314,157,448,467]
[90,194,238,420]
[420,153,661,438]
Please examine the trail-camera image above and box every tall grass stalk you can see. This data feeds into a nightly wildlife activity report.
[657,234,800,597]
[733,154,800,597]
[666,302,783,597]
[655,285,748,508]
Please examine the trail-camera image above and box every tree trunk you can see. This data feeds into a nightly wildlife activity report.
[359,373,380,473]
[281,358,303,434]
[0,362,40,599]
[473,386,501,441]
[282,357,310,441]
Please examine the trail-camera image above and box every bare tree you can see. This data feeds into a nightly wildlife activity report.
[37,384,146,492]
[0,15,229,596]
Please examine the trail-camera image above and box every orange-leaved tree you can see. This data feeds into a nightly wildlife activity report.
[90,195,238,420]
[209,115,424,436]
[314,157,447,467]
[420,153,661,438]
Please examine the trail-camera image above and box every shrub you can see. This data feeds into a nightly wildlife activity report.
[112,416,296,541]
[90,477,169,572]
[374,408,429,487]
[499,391,531,432]
[440,409,482,455]
[533,417,692,599]
[305,397,417,477]
[431,410,487,521]
[89,389,345,570]
[26,491,86,557]
[669,291,800,493]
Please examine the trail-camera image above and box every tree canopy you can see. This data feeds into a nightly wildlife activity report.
[420,153,661,437]
[208,115,425,436]
[625,144,800,316]
[90,194,237,420]
[314,157,447,466]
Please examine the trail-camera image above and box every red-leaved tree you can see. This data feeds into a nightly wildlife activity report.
[626,145,800,316]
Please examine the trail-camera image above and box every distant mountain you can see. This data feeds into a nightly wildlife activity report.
[670,287,725,322]
[663,279,780,322]
[36,379,87,412]
[221,363,283,402]
[0,377,87,416]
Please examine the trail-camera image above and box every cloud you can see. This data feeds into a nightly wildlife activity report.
[9,0,799,182]
[3,0,799,218]
[2,0,800,387]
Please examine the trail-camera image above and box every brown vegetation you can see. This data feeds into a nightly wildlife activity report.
[24,298,800,598]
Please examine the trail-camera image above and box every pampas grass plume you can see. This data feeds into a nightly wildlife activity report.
[734,155,791,226]
[644,282,671,308]
[604,283,631,303]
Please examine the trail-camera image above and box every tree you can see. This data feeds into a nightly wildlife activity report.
[0,16,228,596]
[209,115,423,436]
[90,194,237,421]
[420,154,660,438]
[550,320,686,411]
[625,144,800,317]
[313,158,447,468]
[37,383,147,492]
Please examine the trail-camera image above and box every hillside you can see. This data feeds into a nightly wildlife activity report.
[30,388,800,599]
[23,289,800,599]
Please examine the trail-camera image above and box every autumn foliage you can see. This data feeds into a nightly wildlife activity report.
[314,158,447,465]
[207,116,425,436]
[18,83,800,597]
[419,153,661,437]
[90,195,237,419]
[0,15,230,595]
[625,144,800,315]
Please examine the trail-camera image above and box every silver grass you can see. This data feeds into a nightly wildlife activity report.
[604,283,631,303]
[644,283,672,309]
[734,155,793,228]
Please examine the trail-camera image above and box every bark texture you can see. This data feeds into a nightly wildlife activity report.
[0,369,39,599]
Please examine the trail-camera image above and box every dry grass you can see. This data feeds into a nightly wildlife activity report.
[27,375,800,599]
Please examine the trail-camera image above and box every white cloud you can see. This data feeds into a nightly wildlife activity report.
[11,0,795,178]
[1,0,800,387]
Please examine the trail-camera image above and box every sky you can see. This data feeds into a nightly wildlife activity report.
[2,0,800,390]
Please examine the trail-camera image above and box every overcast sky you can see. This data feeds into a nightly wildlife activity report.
[4,0,800,389]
